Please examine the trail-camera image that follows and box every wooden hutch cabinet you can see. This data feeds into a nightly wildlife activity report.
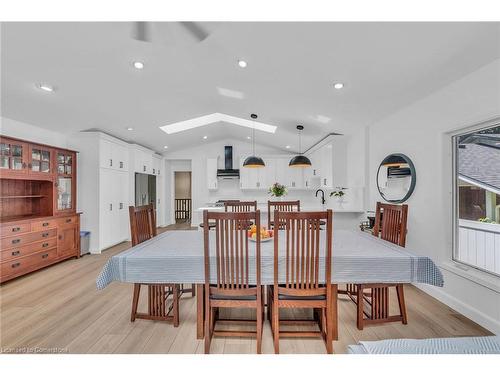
[0,135,81,283]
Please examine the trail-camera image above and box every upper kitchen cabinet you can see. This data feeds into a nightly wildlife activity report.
[206,157,218,190]
[152,155,162,176]
[239,156,268,190]
[302,150,321,190]
[132,146,153,175]
[99,138,129,171]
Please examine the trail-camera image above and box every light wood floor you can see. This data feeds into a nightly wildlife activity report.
[0,226,491,354]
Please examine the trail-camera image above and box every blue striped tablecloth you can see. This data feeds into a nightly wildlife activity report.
[347,336,500,354]
[96,229,444,289]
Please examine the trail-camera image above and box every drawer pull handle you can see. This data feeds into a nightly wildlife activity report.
[58,235,63,240]
[12,250,20,256]
[12,227,21,232]
[42,254,49,259]
[11,263,20,268]
[42,222,49,227]
[66,218,72,223]
[42,233,49,238]
[12,239,21,244]
[42,243,49,248]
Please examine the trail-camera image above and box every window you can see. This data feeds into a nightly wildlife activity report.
[453,122,500,276]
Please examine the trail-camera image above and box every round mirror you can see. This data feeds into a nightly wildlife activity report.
[376,153,416,203]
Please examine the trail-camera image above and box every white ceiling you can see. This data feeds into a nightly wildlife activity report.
[1,22,499,153]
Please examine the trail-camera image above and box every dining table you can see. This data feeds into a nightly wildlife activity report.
[96,228,444,339]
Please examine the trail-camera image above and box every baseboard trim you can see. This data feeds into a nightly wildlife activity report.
[414,283,500,335]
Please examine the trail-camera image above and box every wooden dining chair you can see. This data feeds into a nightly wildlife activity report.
[224,200,257,212]
[268,210,335,354]
[129,205,181,326]
[203,210,264,354]
[224,200,257,229]
[350,202,409,329]
[267,200,300,229]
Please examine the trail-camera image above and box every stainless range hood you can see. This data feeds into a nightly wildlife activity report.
[217,146,240,179]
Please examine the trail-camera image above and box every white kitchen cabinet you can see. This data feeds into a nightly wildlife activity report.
[207,158,218,190]
[302,150,321,190]
[319,143,333,188]
[72,132,138,253]
[99,168,129,250]
[99,138,129,171]
[134,148,153,174]
[152,155,162,176]
[239,156,267,189]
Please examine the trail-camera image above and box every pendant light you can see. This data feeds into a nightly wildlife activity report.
[289,125,312,168]
[243,114,265,168]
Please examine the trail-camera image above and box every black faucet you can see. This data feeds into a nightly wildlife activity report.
[315,189,326,205]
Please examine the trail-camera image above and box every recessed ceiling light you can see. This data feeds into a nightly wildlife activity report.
[36,83,55,92]
[133,61,144,69]
[285,145,291,149]
[238,60,247,68]
[127,127,134,131]
[163,145,168,149]
[333,82,344,90]
[247,136,251,140]
[203,136,208,139]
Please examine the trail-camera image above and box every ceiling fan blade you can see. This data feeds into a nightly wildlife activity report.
[179,22,209,42]
[132,22,153,42]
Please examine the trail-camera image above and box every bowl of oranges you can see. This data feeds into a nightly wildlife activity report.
[248,225,274,242]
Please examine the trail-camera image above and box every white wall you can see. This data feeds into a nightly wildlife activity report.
[367,59,500,334]
[0,117,69,148]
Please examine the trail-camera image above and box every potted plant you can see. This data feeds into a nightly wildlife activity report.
[330,187,347,205]
[269,182,287,200]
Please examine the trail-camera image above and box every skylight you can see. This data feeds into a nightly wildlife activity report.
[216,87,245,99]
[159,113,277,134]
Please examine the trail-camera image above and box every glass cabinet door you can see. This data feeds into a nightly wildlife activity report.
[57,152,73,175]
[0,140,27,172]
[56,151,75,212]
[57,177,72,210]
[31,146,52,173]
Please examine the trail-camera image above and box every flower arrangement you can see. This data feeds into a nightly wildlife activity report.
[330,187,347,198]
[268,182,287,197]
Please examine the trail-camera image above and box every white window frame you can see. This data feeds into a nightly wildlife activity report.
[450,117,500,282]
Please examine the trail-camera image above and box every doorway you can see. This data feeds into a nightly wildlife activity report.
[174,171,192,224]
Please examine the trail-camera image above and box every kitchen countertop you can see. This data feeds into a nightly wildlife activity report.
[195,203,364,213]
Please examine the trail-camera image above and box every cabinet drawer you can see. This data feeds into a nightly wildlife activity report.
[56,215,78,227]
[0,228,57,249]
[0,238,57,262]
[31,218,58,232]
[0,222,31,238]
[1,248,58,278]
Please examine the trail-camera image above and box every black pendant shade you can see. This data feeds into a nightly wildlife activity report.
[289,124,311,168]
[243,113,265,168]
[289,154,312,167]
[243,155,266,168]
